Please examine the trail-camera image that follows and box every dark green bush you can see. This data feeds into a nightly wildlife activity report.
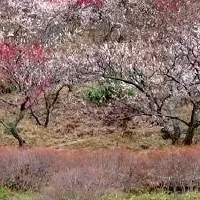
[81,79,136,105]
[0,81,16,94]
[2,120,18,135]
[82,81,113,104]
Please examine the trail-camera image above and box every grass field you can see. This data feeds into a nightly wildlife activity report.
[55,192,200,200]
[1,188,200,200]
[0,187,32,200]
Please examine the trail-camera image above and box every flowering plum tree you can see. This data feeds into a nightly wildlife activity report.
[0,0,199,147]
[0,40,69,146]
[87,34,200,145]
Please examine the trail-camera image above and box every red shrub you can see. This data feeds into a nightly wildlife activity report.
[0,145,200,197]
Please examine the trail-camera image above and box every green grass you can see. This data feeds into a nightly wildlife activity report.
[51,191,200,200]
[101,192,200,200]
[1,187,200,200]
[0,187,32,200]
[129,192,200,200]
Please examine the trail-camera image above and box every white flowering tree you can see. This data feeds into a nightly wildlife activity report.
[0,0,199,146]
[86,33,200,145]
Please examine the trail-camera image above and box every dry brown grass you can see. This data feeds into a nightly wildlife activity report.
[0,88,199,150]
[0,89,171,150]
[0,118,169,150]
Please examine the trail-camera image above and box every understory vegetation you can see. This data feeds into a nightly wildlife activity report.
[2,187,200,200]
[82,80,135,105]
[0,146,200,199]
[0,187,32,200]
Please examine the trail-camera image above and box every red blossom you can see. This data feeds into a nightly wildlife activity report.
[76,0,103,7]
[154,0,179,11]
[0,41,53,107]
[0,43,15,59]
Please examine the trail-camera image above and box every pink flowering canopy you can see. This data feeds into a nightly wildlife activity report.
[76,0,103,7]
[153,0,179,11]
[43,0,103,7]
[0,42,54,107]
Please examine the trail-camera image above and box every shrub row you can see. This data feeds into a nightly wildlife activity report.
[0,146,200,199]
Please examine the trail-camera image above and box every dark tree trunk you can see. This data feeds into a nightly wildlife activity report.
[9,100,27,147]
[184,103,200,145]
[44,109,50,127]
[172,120,181,145]
[10,127,25,147]
[184,126,195,145]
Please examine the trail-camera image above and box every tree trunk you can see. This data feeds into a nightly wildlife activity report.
[0,97,28,147]
[184,126,195,145]
[10,127,25,147]
[44,109,50,127]
[0,119,25,147]
[184,103,200,145]
[172,120,181,145]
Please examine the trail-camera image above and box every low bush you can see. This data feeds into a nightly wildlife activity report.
[0,187,32,200]
[0,147,55,190]
[0,81,16,94]
[1,146,200,199]
[81,81,114,104]
[81,79,136,105]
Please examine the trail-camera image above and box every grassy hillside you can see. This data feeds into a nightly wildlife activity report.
[0,88,198,150]
[0,89,171,150]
